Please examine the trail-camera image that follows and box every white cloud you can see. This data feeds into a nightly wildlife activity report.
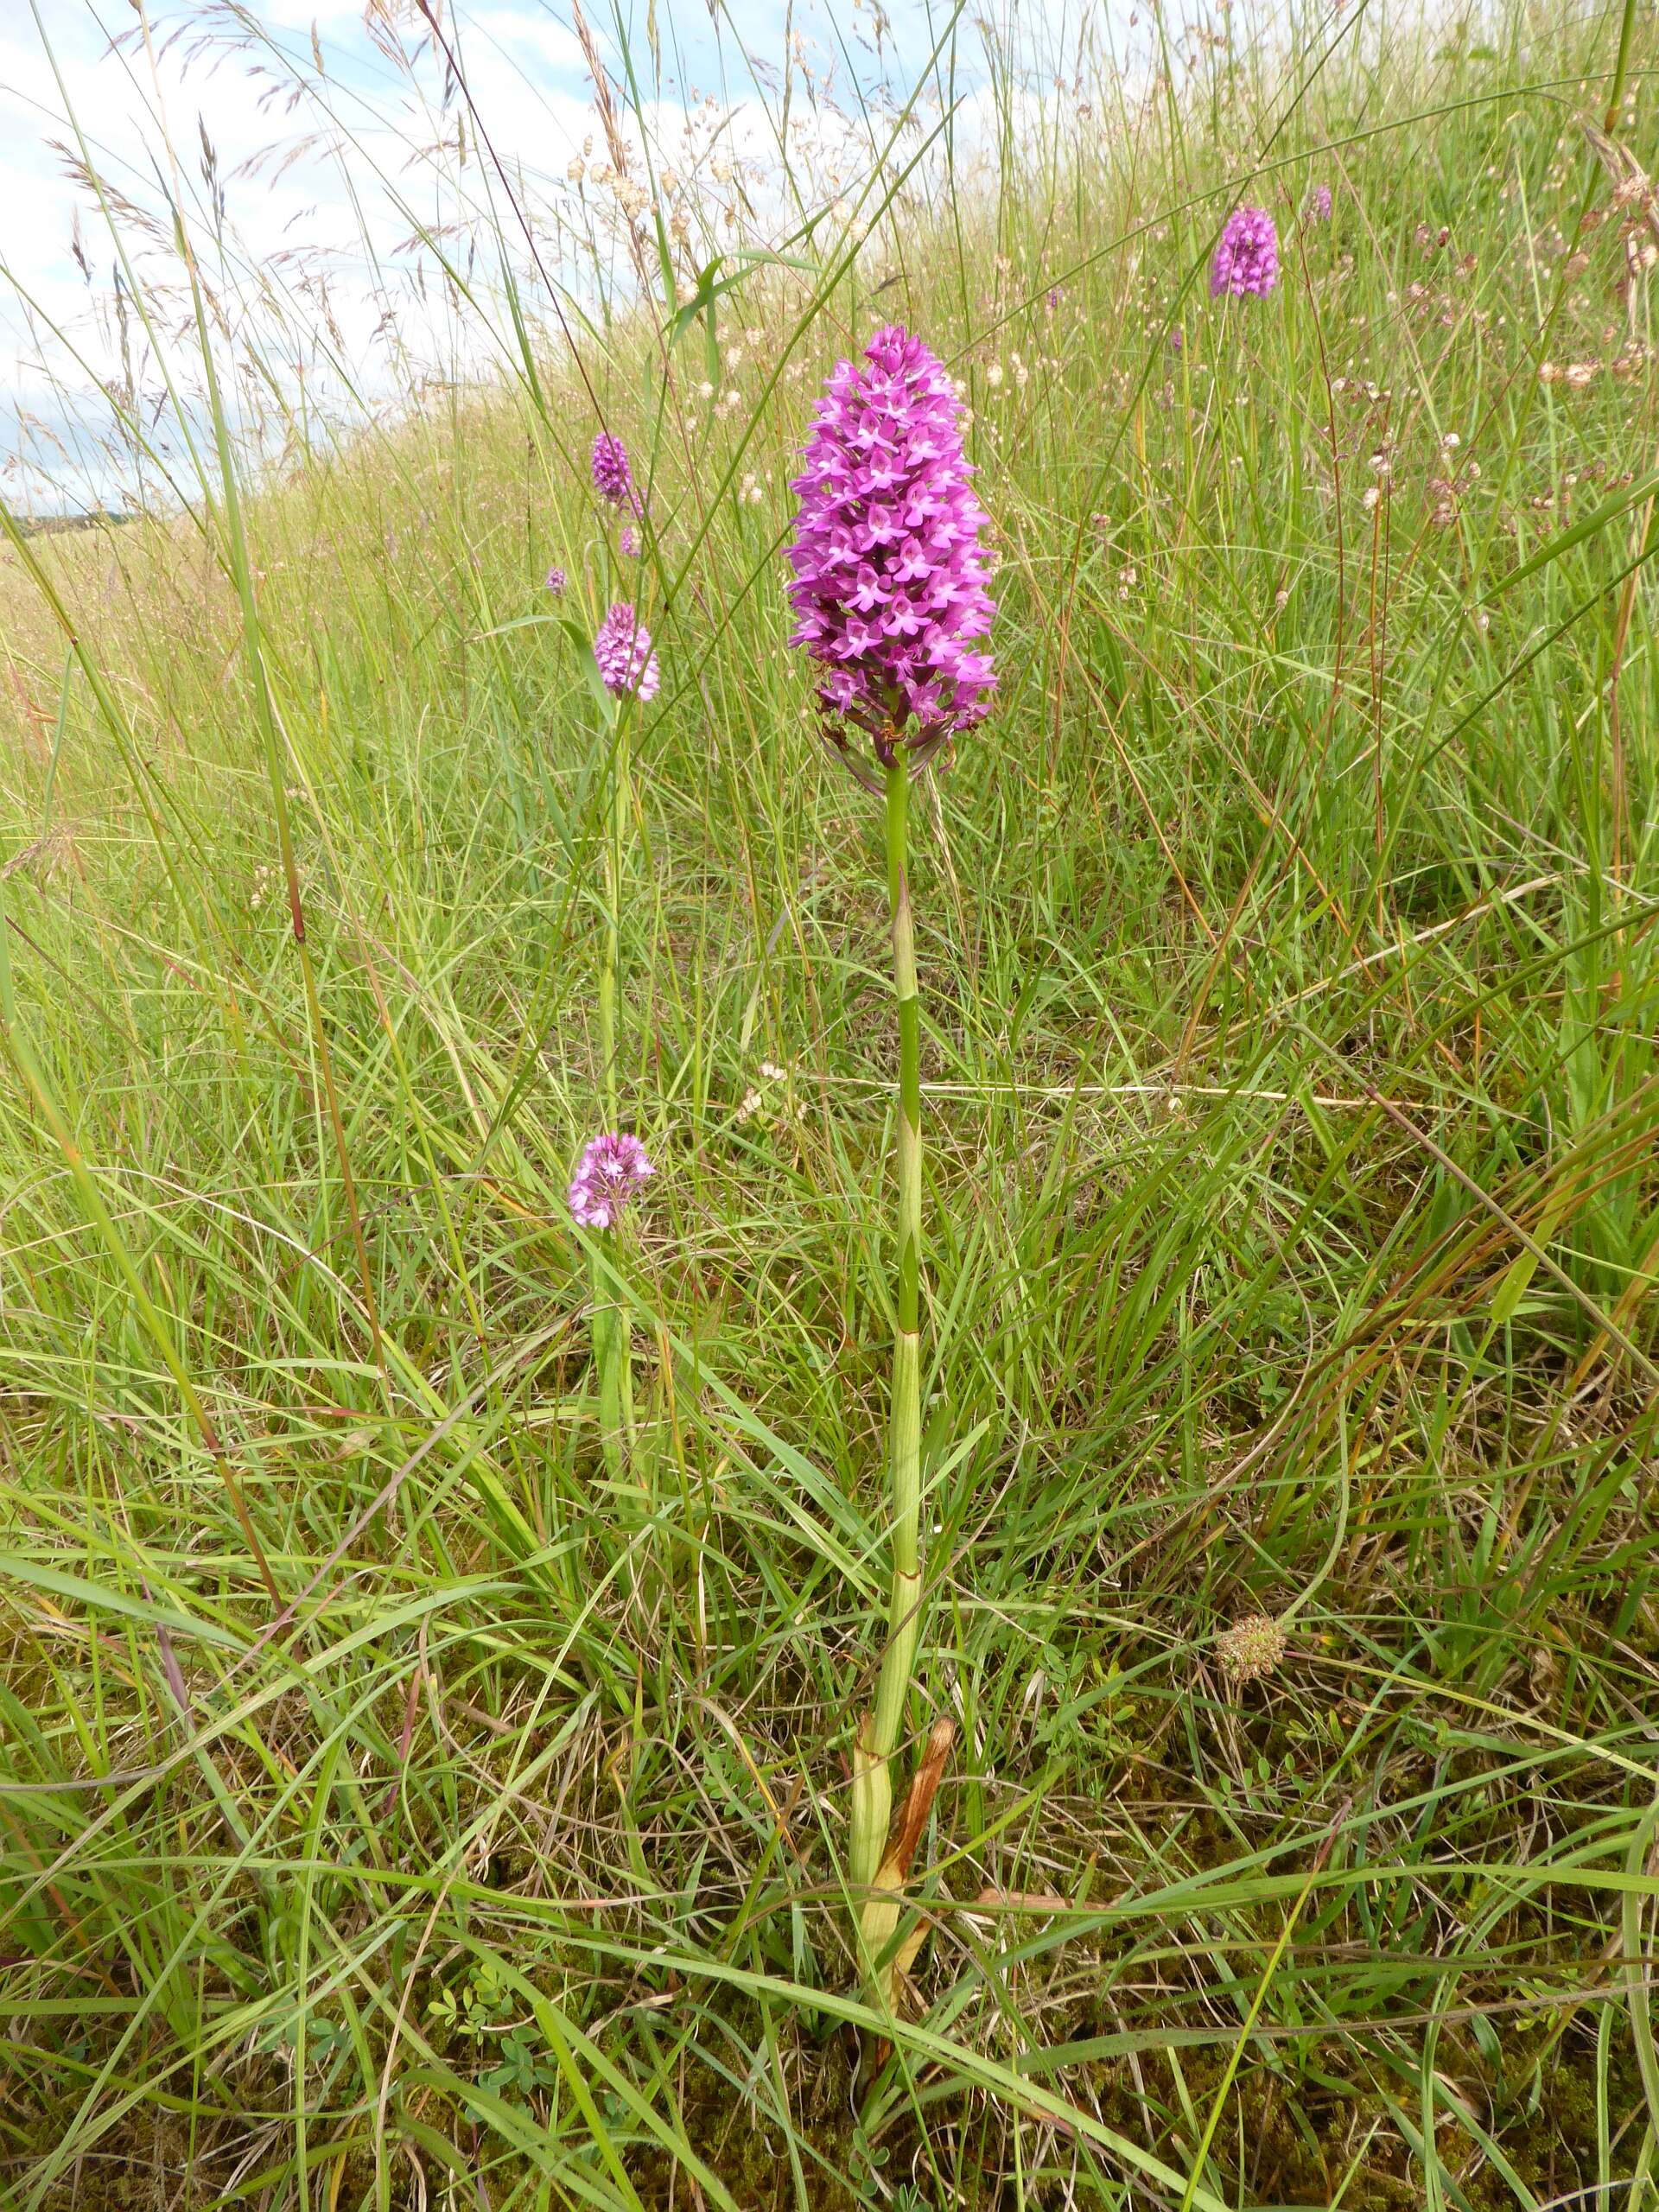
[1,0,1138,509]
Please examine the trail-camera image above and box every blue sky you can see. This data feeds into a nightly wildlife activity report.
[0,0,1128,509]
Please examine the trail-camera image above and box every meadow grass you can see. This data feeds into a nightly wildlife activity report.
[3,0,1659,2203]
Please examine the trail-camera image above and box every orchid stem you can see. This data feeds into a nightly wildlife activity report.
[850,754,925,1994]
[597,699,626,1121]
[594,698,633,1480]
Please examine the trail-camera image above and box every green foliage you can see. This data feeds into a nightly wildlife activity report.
[1,0,1657,2204]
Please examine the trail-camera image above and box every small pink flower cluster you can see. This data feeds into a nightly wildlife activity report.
[568,1131,654,1229]
[592,431,637,512]
[593,602,659,701]
[1211,206,1280,297]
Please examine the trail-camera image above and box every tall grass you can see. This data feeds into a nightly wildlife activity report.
[3,0,1659,2204]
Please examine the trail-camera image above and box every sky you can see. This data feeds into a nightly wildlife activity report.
[0,0,1131,511]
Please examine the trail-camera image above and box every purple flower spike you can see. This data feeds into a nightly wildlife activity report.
[1211,206,1280,297]
[594,602,659,701]
[1306,183,1332,222]
[592,431,636,511]
[544,564,568,597]
[568,1131,654,1229]
[785,323,996,770]
[620,521,643,560]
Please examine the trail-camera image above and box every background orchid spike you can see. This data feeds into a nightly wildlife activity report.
[786,323,995,779]
[591,430,638,512]
[1211,205,1280,296]
[543,564,568,597]
[568,1132,653,1229]
[594,603,660,701]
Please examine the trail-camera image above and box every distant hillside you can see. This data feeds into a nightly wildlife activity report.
[13,509,133,538]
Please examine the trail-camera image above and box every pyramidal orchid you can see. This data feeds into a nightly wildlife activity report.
[1211,205,1280,297]
[785,325,994,2008]
[591,430,638,511]
[568,1132,653,1230]
[786,322,995,779]
[594,603,659,702]
[569,1131,653,1482]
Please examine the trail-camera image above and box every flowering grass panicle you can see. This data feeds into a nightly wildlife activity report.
[544,565,568,597]
[594,603,660,701]
[568,1132,653,1229]
[1211,205,1280,296]
[786,322,995,765]
[591,431,637,512]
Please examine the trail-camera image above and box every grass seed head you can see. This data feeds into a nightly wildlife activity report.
[1217,1613,1288,1684]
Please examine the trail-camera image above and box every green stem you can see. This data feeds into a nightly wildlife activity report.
[598,701,628,1122]
[594,700,633,1482]
[851,756,925,1936]
[593,1246,634,1484]
[1605,0,1638,132]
